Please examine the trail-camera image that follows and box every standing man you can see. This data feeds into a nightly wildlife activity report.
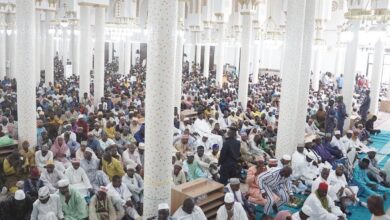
[219,126,241,185]
[336,96,347,135]
[325,99,337,134]
[258,166,294,215]
[359,90,371,122]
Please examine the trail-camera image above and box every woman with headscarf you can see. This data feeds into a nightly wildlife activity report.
[50,136,71,169]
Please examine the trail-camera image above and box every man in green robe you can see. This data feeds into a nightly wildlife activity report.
[57,179,88,220]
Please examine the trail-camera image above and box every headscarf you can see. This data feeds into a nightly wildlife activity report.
[51,136,69,158]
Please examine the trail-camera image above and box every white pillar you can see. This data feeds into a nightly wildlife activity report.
[144,0,177,217]
[118,40,125,74]
[6,14,16,79]
[276,0,307,156]
[196,44,202,65]
[238,11,253,110]
[36,11,41,85]
[342,20,360,129]
[370,38,384,114]
[79,4,91,98]
[45,12,54,85]
[125,36,131,75]
[72,27,80,75]
[203,44,210,78]
[252,40,261,84]
[108,42,113,63]
[94,7,105,106]
[62,27,69,67]
[216,23,225,87]
[294,0,316,144]
[0,14,6,80]
[16,0,37,145]
[334,48,341,76]
[312,47,322,91]
[235,46,241,68]
[175,32,184,110]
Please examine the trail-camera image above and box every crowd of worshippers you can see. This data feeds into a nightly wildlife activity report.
[0,56,388,220]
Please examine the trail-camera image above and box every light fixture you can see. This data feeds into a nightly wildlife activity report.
[0,29,4,35]
[74,30,80,36]
[57,29,63,35]
[6,29,11,35]
[67,29,71,35]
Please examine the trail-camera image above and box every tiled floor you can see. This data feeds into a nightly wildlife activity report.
[375,111,390,131]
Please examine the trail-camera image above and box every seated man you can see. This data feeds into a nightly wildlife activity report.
[246,158,269,206]
[64,158,92,198]
[366,149,389,186]
[195,145,218,179]
[57,179,88,220]
[367,195,390,220]
[0,190,33,220]
[172,198,207,220]
[329,164,358,212]
[291,205,312,220]
[23,167,45,201]
[89,186,117,220]
[353,158,390,198]
[258,166,294,215]
[183,152,207,181]
[303,182,346,220]
[216,193,248,220]
[35,144,54,172]
[2,152,24,188]
[365,115,381,135]
[122,164,144,207]
[106,175,140,220]
[224,178,254,218]
[80,149,109,193]
[102,151,125,181]
[31,186,64,220]
[172,161,187,185]
[305,119,323,136]
[40,160,64,193]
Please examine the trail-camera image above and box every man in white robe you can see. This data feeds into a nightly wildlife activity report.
[122,143,142,167]
[216,192,248,220]
[291,205,312,220]
[107,175,140,220]
[303,182,346,220]
[331,131,346,156]
[40,160,64,193]
[122,164,144,204]
[31,186,64,220]
[172,198,207,220]
[64,158,92,197]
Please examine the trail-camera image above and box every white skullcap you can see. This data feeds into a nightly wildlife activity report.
[301,205,312,216]
[14,190,25,201]
[77,114,85,119]
[138,142,145,150]
[38,186,50,200]
[58,179,70,187]
[229,178,240,185]
[320,162,332,171]
[186,152,194,157]
[347,130,353,134]
[80,141,87,145]
[334,130,341,135]
[126,162,137,170]
[158,203,170,210]
[282,155,291,161]
[224,192,234,203]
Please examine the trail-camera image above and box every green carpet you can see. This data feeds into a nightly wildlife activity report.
[255,130,390,220]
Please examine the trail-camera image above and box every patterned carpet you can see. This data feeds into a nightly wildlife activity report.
[255,131,390,220]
